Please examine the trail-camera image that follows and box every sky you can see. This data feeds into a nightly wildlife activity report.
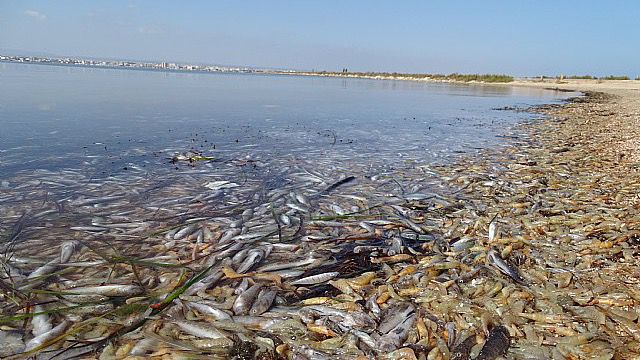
[1,1,638,76]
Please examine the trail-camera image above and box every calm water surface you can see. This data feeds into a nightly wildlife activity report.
[0,62,572,179]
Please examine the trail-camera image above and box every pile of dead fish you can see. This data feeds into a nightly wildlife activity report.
[1,91,640,359]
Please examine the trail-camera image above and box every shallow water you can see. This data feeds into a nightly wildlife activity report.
[0,62,572,179]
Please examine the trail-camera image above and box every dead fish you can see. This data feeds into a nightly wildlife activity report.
[396,212,426,234]
[19,260,60,290]
[236,249,264,274]
[476,325,510,360]
[286,202,309,213]
[279,214,292,226]
[378,313,416,352]
[69,226,108,232]
[186,302,233,321]
[270,269,305,279]
[486,247,525,285]
[234,278,250,295]
[218,228,242,244]
[451,238,475,252]
[488,217,498,242]
[290,272,339,286]
[295,193,309,205]
[378,302,415,334]
[174,320,227,339]
[328,204,346,215]
[358,221,375,233]
[31,304,52,337]
[60,240,81,263]
[185,270,224,296]
[71,195,124,206]
[232,283,262,315]
[320,176,356,195]
[249,287,277,315]
[174,224,198,240]
[229,219,243,228]
[66,284,143,297]
[241,208,254,222]
[129,337,158,356]
[402,193,435,201]
[257,257,317,272]
[231,248,251,264]
[25,320,70,352]
[60,294,110,303]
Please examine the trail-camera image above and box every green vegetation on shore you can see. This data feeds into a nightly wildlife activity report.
[566,75,597,79]
[314,71,514,83]
[540,74,632,81]
[601,75,630,80]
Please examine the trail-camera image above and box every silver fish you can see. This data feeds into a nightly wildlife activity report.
[218,228,242,245]
[377,313,416,352]
[185,270,224,296]
[486,248,525,285]
[286,203,309,213]
[174,320,227,339]
[257,257,317,272]
[129,338,158,356]
[279,214,292,226]
[290,272,339,286]
[234,278,250,295]
[377,302,415,334]
[25,320,70,352]
[66,284,143,297]
[236,249,264,273]
[488,217,499,242]
[31,304,52,338]
[249,288,277,315]
[60,240,81,263]
[232,283,262,315]
[295,193,309,205]
[187,302,233,321]
[174,224,198,240]
[241,208,254,222]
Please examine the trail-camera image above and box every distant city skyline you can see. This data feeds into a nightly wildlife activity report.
[1,1,639,76]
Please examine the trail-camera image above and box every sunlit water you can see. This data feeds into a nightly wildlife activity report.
[0,62,573,181]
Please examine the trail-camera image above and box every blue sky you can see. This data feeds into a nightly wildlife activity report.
[1,1,638,76]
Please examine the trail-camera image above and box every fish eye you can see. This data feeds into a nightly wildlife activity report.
[291,336,296,340]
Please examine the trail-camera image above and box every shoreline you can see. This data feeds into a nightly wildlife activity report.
[272,70,640,87]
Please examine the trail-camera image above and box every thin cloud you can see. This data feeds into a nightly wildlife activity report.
[24,10,47,20]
